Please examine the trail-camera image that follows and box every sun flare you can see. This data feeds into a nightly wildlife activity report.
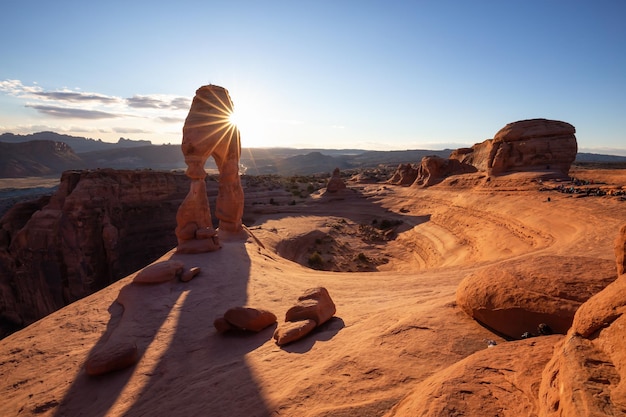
[228,110,239,127]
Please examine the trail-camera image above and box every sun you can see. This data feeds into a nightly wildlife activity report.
[228,110,239,127]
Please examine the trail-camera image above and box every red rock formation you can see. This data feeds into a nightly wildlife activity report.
[413,155,476,187]
[451,119,577,176]
[387,157,475,187]
[176,85,244,254]
[386,335,563,417]
[538,225,626,416]
[456,256,617,339]
[325,168,347,193]
[217,307,277,333]
[387,163,418,186]
[0,169,195,338]
[274,287,336,346]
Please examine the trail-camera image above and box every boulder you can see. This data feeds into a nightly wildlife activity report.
[133,260,184,284]
[84,341,139,376]
[273,319,317,346]
[285,287,336,325]
[221,307,277,332]
[325,168,347,193]
[456,256,616,339]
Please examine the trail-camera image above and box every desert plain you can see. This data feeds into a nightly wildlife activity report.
[0,165,625,416]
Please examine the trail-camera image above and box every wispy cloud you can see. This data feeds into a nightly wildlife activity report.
[127,95,190,110]
[32,91,120,104]
[158,116,185,124]
[1,79,190,118]
[112,127,151,134]
[25,104,121,119]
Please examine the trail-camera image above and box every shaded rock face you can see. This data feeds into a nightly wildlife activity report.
[451,118,577,176]
[538,225,626,416]
[0,169,194,338]
[456,256,617,339]
[176,85,244,253]
[387,163,418,186]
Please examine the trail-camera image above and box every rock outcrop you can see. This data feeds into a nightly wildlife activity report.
[387,156,475,187]
[385,335,563,417]
[538,225,626,416]
[274,287,336,346]
[451,118,577,176]
[176,85,244,254]
[0,169,196,338]
[387,163,419,186]
[325,168,347,193]
[456,256,617,339]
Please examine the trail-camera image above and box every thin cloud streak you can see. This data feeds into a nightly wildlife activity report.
[25,104,122,119]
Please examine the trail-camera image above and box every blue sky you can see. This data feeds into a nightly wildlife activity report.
[1,1,625,153]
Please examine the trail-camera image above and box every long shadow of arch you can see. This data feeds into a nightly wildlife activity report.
[53,237,273,417]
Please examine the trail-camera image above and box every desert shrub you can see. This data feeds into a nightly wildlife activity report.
[308,251,324,268]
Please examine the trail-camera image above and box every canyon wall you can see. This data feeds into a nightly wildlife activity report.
[0,169,216,338]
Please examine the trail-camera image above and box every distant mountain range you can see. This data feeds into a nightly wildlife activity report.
[0,132,625,178]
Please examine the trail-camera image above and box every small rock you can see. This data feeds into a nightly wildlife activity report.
[213,317,234,334]
[180,266,201,282]
[285,287,336,325]
[85,342,138,376]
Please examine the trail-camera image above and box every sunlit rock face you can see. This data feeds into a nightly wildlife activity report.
[176,85,244,253]
[451,118,577,176]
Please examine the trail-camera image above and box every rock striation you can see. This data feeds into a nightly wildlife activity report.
[0,169,194,338]
[451,118,577,176]
[176,85,244,253]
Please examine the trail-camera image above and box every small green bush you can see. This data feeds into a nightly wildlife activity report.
[308,251,324,268]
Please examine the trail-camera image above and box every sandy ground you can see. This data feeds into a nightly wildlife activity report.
[0,169,625,417]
